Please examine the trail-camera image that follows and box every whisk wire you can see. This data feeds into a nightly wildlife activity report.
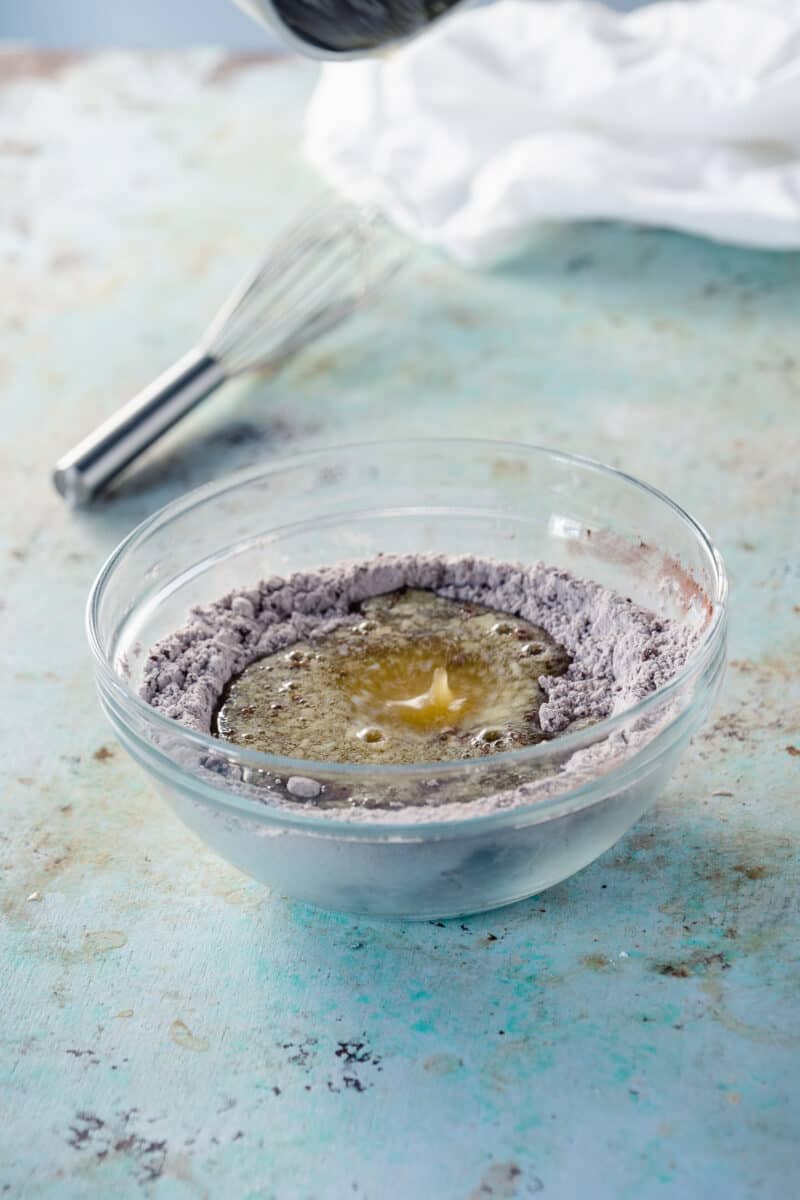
[53,201,405,504]
[206,206,398,376]
[204,204,372,348]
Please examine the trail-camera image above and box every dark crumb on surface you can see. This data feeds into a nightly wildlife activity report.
[93,746,114,762]
[659,963,691,978]
[67,1113,104,1147]
[335,1041,375,1066]
[786,745,800,756]
[280,1038,318,1070]
[656,951,730,978]
[472,1162,526,1197]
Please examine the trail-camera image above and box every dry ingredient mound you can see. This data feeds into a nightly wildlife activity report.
[142,553,693,743]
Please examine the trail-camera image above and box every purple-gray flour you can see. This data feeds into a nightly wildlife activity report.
[140,554,695,820]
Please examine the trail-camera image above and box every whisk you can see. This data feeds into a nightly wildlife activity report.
[53,204,403,506]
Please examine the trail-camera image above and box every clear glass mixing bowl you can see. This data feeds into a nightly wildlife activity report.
[88,440,727,918]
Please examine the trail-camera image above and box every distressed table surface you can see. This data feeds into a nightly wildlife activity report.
[1,50,798,1200]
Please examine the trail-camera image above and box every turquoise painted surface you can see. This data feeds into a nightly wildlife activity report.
[1,52,798,1199]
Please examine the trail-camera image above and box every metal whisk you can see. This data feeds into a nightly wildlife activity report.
[53,204,402,506]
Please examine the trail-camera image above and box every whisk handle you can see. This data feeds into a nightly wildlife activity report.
[53,348,226,506]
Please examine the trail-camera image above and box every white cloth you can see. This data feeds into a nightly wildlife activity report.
[305,0,800,262]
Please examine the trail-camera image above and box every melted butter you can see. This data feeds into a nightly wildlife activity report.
[214,589,570,765]
[384,665,465,722]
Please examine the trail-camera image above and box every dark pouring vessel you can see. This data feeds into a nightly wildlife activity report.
[233,0,470,57]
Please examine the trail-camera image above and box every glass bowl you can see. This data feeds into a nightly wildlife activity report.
[87,440,727,919]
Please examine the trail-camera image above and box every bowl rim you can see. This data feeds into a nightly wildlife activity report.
[87,437,728,829]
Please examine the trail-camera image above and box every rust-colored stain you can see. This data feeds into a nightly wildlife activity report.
[582,953,612,971]
[656,951,729,978]
[490,457,530,480]
[700,973,800,1048]
[733,864,770,881]
[730,653,798,683]
[93,746,114,762]
[170,1019,210,1053]
[207,52,279,85]
[657,550,715,622]
[786,745,800,757]
[423,1053,463,1076]
[564,530,713,624]
[0,140,41,157]
[0,50,75,88]
[625,830,657,852]
[712,711,748,738]
[82,930,127,958]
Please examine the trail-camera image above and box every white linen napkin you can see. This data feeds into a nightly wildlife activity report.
[305,0,800,262]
